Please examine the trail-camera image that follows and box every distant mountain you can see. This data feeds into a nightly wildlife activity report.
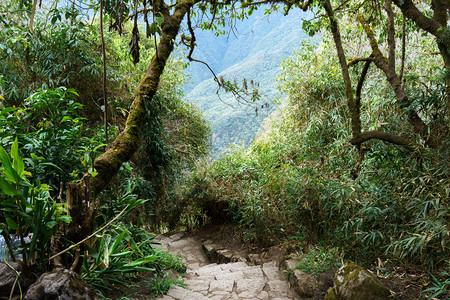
[182,8,312,157]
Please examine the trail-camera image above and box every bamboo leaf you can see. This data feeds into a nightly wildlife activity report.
[110,228,128,254]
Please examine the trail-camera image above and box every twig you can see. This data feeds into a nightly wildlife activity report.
[100,0,109,145]
[48,204,130,262]
[57,181,63,203]
[399,16,406,85]
[9,273,20,300]
[5,259,22,300]
[69,248,80,272]
[173,147,192,155]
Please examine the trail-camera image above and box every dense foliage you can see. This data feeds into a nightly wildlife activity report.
[0,0,209,296]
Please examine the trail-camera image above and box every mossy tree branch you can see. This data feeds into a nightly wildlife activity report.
[56,0,195,271]
[93,0,193,194]
[350,130,416,151]
[347,56,374,67]
[392,0,445,37]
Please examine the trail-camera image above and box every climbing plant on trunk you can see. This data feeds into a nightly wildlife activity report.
[53,0,196,270]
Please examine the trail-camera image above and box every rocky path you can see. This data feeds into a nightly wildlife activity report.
[155,232,300,300]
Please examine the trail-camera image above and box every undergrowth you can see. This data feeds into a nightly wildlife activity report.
[293,246,341,276]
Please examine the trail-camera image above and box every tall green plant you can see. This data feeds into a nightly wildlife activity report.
[0,138,71,267]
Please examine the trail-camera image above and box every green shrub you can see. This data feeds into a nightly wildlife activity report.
[293,246,341,276]
[0,138,71,268]
[0,88,109,195]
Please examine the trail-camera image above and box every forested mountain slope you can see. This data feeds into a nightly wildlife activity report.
[183,8,311,156]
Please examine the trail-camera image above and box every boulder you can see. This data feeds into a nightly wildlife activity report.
[289,269,317,298]
[282,258,317,298]
[24,268,99,300]
[325,263,394,300]
[0,261,35,299]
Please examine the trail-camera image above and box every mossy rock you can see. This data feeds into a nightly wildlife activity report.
[325,262,394,300]
[324,287,338,300]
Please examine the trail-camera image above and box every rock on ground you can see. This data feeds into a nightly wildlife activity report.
[24,268,99,300]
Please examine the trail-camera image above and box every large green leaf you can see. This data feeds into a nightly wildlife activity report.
[109,228,128,254]
[123,256,157,267]
[0,146,19,184]
[110,250,133,257]
[10,138,26,179]
[10,137,18,161]
[57,215,72,224]
[0,176,18,196]
[5,217,18,230]
[39,162,63,171]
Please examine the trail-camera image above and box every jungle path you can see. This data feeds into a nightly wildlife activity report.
[155,230,301,300]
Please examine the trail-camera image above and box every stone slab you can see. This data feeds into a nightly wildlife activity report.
[235,278,266,294]
[267,279,290,293]
[169,232,185,241]
[215,270,244,281]
[243,266,264,278]
[209,279,234,292]
[226,261,249,271]
[167,286,209,300]
[263,266,282,281]
[196,264,227,277]
[184,279,210,292]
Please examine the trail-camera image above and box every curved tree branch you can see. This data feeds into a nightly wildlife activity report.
[347,56,374,67]
[392,0,450,70]
[392,0,442,36]
[350,130,416,150]
[355,56,373,112]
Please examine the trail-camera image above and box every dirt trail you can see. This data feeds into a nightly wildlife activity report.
[155,232,300,300]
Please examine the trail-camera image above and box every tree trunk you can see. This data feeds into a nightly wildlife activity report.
[323,0,416,151]
[323,0,361,139]
[392,0,450,144]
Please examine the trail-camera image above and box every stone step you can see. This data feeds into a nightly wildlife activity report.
[156,232,301,300]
